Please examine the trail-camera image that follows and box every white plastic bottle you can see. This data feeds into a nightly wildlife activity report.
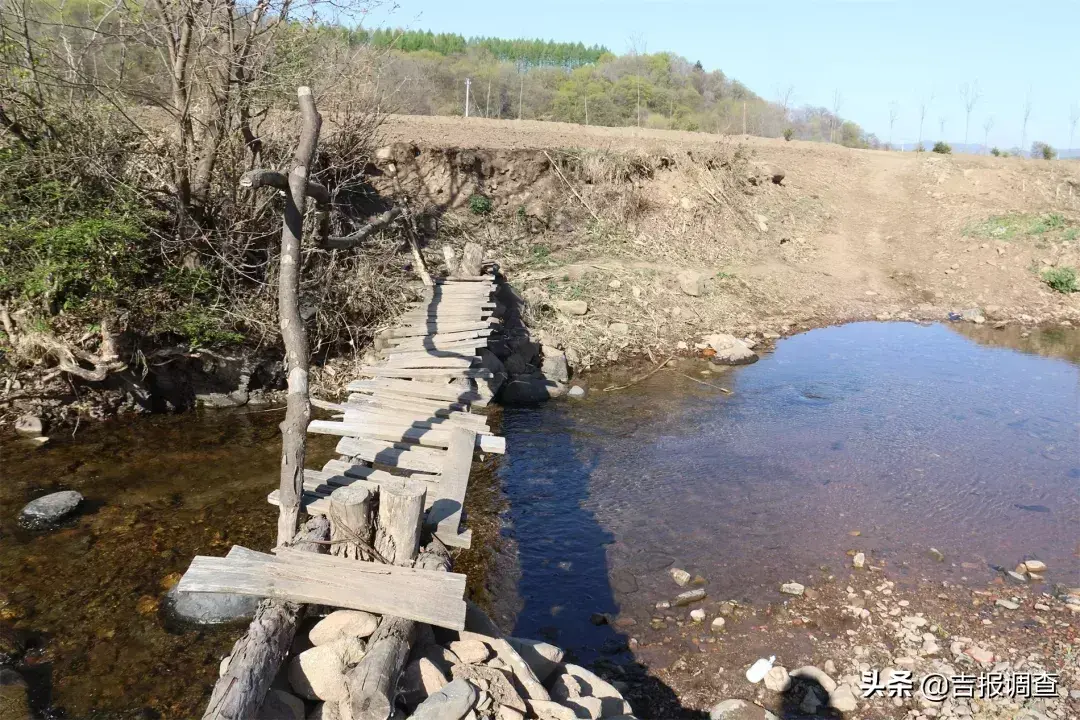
[745,655,775,684]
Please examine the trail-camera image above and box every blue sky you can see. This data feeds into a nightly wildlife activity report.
[363,0,1080,149]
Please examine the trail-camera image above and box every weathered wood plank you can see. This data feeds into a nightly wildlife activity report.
[357,366,493,380]
[387,321,495,339]
[428,427,475,539]
[342,409,491,434]
[347,392,470,415]
[408,301,495,311]
[347,379,487,406]
[308,419,506,454]
[385,329,492,350]
[178,548,467,630]
[345,401,489,428]
[331,439,448,474]
[383,343,487,362]
[382,355,479,370]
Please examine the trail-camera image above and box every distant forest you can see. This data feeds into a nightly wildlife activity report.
[349,28,879,147]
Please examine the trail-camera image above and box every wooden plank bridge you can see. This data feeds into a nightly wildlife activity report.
[177,256,507,717]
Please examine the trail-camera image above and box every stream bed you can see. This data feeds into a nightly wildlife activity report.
[1,321,1077,717]
[494,321,1080,662]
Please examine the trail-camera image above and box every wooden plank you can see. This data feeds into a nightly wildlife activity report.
[388,321,495,339]
[357,366,493,380]
[342,405,489,431]
[178,547,467,630]
[348,379,488,407]
[439,276,493,283]
[384,341,486,358]
[385,329,492,349]
[348,392,470,415]
[408,301,495,310]
[308,419,506,454]
[382,355,479,370]
[333,439,448,474]
[428,427,475,539]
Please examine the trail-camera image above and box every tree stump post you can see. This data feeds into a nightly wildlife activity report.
[330,484,374,561]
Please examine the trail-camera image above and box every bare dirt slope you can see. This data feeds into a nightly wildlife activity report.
[374,115,1080,368]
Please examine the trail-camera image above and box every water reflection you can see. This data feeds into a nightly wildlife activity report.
[498,322,1080,660]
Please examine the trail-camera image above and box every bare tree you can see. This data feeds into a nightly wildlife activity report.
[1021,89,1033,157]
[960,81,980,146]
[888,101,899,149]
[983,116,995,155]
[776,83,794,126]
[918,93,934,152]
[939,115,947,142]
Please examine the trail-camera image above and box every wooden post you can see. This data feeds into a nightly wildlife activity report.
[330,485,374,561]
[374,482,426,565]
[276,86,322,547]
[202,516,330,720]
[344,481,430,719]
[345,542,450,720]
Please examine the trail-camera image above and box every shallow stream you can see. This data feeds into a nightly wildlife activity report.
[2,321,1077,717]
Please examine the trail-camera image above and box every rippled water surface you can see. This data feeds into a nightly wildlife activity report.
[497,322,1080,658]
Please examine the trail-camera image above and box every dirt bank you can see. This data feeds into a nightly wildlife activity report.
[373,115,1080,371]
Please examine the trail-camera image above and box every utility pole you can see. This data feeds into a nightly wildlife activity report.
[518,74,524,120]
[464,78,471,117]
[636,82,641,127]
[485,79,491,118]
[584,93,589,125]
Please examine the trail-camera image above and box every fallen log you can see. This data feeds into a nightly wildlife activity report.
[201,516,329,720]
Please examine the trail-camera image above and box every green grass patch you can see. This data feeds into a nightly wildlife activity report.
[1042,266,1078,294]
[964,213,1075,242]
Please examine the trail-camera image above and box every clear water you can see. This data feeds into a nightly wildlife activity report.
[496,322,1080,659]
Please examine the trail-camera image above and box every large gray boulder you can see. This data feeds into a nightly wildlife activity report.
[500,377,565,405]
[411,678,478,720]
[14,415,43,438]
[162,585,260,625]
[704,333,758,365]
[709,698,778,720]
[541,352,570,384]
[19,490,83,529]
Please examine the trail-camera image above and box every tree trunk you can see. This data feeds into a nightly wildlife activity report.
[345,544,450,720]
[202,516,330,720]
[276,87,322,547]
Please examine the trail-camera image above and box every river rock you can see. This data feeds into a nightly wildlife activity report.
[568,385,586,398]
[670,568,691,586]
[411,678,478,720]
[764,665,790,692]
[677,271,705,297]
[0,668,30,719]
[704,334,758,365]
[711,617,726,631]
[673,588,706,606]
[501,377,561,405]
[309,610,379,646]
[996,598,1019,610]
[288,637,366,701]
[258,689,305,720]
[558,664,632,717]
[830,683,859,712]
[690,608,706,622]
[964,645,994,664]
[306,702,342,720]
[780,582,804,596]
[400,657,449,708]
[163,585,260,625]
[448,637,492,664]
[557,300,588,316]
[506,637,564,683]
[709,698,778,720]
[14,414,43,438]
[791,665,837,693]
[853,552,866,569]
[541,353,570,384]
[451,665,526,713]
[564,696,604,718]
[528,700,578,720]
[1023,559,1047,573]
[960,308,985,324]
[19,490,83,529]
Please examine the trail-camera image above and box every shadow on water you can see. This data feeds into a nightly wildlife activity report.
[498,403,705,718]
